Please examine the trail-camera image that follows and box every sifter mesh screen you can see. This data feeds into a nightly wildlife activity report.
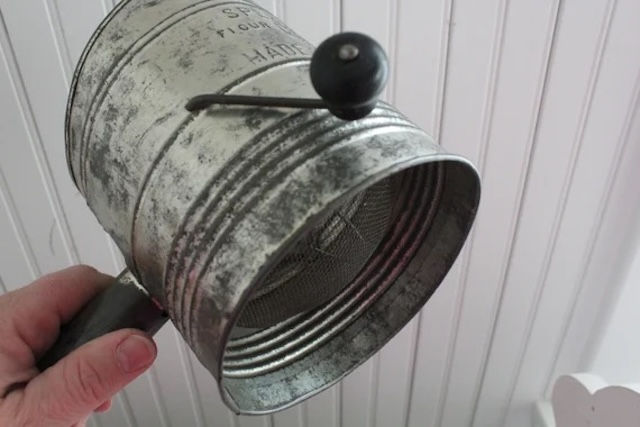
[237,175,400,328]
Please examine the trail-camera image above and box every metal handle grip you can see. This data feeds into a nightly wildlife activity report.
[37,270,169,372]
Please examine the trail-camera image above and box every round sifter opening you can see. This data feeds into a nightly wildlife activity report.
[237,175,401,329]
[217,153,481,415]
[224,163,442,378]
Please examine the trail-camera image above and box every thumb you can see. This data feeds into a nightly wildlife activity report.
[21,330,156,426]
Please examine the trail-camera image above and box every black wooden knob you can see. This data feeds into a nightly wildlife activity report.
[310,32,389,120]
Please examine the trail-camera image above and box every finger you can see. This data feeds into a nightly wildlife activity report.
[95,399,113,413]
[1,265,113,358]
[18,329,156,426]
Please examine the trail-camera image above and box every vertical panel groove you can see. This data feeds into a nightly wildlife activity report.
[276,0,286,20]
[368,356,380,427]
[543,65,640,398]
[334,384,341,427]
[228,410,239,427]
[174,336,206,427]
[0,274,6,293]
[106,237,124,273]
[0,11,80,267]
[299,403,308,427]
[332,0,341,33]
[402,320,419,427]
[117,394,138,427]
[402,326,422,427]
[183,345,210,427]
[475,0,509,174]
[496,1,617,425]
[467,1,564,425]
[434,0,454,140]
[386,0,399,102]
[0,169,40,279]
[44,0,73,86]
[93,414,105,427]
[147,368,171,427]
[432,0,505,424]
[100,0,112,16]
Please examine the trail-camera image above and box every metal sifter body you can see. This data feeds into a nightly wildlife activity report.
[45,0,481,415]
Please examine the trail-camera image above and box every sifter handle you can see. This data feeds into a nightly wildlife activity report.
[37,270,169,372]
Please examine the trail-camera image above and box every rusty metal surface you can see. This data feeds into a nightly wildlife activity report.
[65,0,481,415]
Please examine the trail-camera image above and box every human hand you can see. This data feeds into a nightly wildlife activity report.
[0,266,158,427]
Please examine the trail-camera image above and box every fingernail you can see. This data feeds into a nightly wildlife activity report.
[116,335,156,373]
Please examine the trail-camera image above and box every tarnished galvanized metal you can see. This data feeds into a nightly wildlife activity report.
[64,0,481,415]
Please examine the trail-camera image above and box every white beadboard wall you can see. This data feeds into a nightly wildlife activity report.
[1,1,640,426]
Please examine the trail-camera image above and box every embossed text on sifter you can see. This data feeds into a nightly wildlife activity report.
[40,0,482,415]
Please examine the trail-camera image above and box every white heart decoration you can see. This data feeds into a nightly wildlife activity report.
[551,374,640,427]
